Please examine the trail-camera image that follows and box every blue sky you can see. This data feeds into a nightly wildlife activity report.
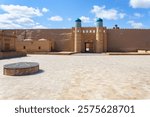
[0,0,150,29]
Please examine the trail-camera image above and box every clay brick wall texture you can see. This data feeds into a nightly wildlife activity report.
[0,30,16,52]
[16,40,51,52]
[72,27,97,52]
[0,33,2,51]
[16,29,73,52]
[0,52,26,59]
[2,28,150,52]
[107,29,150,52]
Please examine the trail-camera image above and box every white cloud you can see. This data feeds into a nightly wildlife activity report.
[42,8,49,13]
[15,18,34,24]
[32,25,47,29]
[48,16,63,21]
[0,4,47,29]
[80,16,90,23]
[91,5,125,20]
[67,18,72,21]
[0,4,42,17]
[134,13,143,18]
[130,0,150,8]
[128,20,143,28]
[0,22,22,29]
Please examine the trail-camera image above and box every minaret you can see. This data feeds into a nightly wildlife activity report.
[74,18,82,52]
[96,18,104,53]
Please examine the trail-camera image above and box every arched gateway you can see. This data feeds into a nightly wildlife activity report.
[73,18,107,53]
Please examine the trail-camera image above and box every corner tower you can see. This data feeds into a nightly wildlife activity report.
[74,18,82,52]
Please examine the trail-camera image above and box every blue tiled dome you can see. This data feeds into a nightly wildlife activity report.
[96,18,103,22]
[75,18,81,22]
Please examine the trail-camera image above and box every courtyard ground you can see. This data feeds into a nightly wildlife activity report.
[0,54,150,100]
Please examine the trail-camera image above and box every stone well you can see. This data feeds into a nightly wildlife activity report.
[3,62,39,76]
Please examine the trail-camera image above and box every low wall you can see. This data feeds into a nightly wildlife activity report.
[16,40,51,52]
[0,51,26,59]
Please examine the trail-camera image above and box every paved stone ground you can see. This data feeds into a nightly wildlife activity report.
[0,54,150,100]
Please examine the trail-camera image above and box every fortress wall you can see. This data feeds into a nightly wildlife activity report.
[0,33,2,51]
[6,29,73,52]
[0,30,16,51]
[22,29,73,52]
[3,28,150,53]
[107,29,150,52]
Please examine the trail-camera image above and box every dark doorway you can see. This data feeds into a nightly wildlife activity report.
[85,42,93,53]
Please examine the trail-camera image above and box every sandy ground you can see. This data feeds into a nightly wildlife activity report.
[0,54,150,100]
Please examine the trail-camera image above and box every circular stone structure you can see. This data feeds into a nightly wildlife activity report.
[3,62,39,76]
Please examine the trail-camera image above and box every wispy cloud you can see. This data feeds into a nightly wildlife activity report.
[80,16,91,23]
[134,13,143,18]
[128,20,143,28]
[130,0,150,8]
[67,18,72,21]
[42,8,49,13]
[48,16,63,21]
[32,25,47,29]
[91,5,126,20]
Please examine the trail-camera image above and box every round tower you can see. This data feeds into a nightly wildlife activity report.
[75,18,82,28]
[96,18,103,27]
[96,18,104,53]
[74,18,82,52]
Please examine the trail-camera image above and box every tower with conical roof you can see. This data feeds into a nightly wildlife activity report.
[74,18,82,52]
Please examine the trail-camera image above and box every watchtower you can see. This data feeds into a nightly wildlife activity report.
[96,18,107,52]
[74,18,82,52]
